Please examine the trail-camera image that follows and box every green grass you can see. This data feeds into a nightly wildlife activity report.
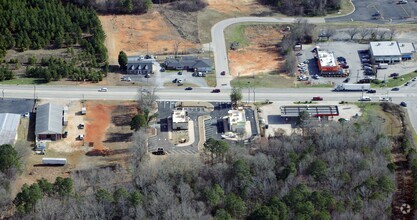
[231,72,295,88]
[224,24,250,48]
[205,74,217,87]
[327,0,355,17]
[0,77,47,85]
[372,70,417,88]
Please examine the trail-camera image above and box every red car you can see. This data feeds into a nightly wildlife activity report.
[312,96,323,101]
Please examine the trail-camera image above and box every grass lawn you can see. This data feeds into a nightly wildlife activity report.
[198,9,231,44]
[326,0,354,17]
[224,23,250,48]
[231,72,294,88]
[205,74,216,87]
[360,103,402,136]
[373,70,417,88]
[0,77,47,85]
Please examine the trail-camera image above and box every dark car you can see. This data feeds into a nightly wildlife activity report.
[312,96,323,101]
[220,71,226,75]
[400,102,407,107]
[160,68,165,72]
[178,71,182,75]
[337,56,346,62]
[343,77,350,83]
[392,87,400,91]
[185,87,193,90]
[63,131,68,138]
[367,89,376,93]
[211,89,220,93]
[390,73,399,77]
[405,82,410,86]
[144,74,151,78]
[172,78,178,83]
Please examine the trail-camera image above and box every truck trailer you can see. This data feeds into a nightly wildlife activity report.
[334,83,371,91]
[42,158,67,165]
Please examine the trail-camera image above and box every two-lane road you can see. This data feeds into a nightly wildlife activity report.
[211,17,325,87]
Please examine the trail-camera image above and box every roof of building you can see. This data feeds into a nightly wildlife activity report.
[172,109,188,123]
[280,105,339,117]
[228,107,246,125]
[317,50,338,67]
[0,113,21,145]
[165,57,212,68]
[128,55,155,62]
[370,41,401,56]
[398,42,416,54]
[35,103,63,135]
[127,62,153,71]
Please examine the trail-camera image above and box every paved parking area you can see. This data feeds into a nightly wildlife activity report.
[327,0,417,24]
[298,41,417,85]
[0,98,34,114]
[150,101,258,154]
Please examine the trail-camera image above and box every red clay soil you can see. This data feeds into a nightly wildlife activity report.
[85,103,115,151]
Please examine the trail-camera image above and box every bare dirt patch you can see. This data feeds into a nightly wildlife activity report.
[99,11,198,65]
[206,0,271,15]
[228,25,284,77]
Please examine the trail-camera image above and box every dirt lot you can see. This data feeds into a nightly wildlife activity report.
[99,11,199,65]
[206,0,270,15]
[11,101,137,196]
[228,25,284,77]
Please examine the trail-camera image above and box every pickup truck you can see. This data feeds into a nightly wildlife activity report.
[312,96,323,101]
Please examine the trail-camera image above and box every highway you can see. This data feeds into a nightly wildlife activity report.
[211,17,325,87]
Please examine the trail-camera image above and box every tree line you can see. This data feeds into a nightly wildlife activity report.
[0,0,107,64]
[69,0,152,14]
[4,112,396,219]
[259,0,341,16]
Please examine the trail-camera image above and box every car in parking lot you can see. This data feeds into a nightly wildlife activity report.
[367,89,376,93]
[400,102,407,107]
[185,87,193,90]
[172,78,178,83]
[98,87,108,92]
[312,96,323,101]
[343,78,350,83]
[337,56,346,62]
[211,89,221,93]
[398,0,408,4]
[392,87,400,91]
[160,68,165,72]
[361,58,370,63]
[390,73,399,77]
[177,71,182,75]
[144,74,151,78]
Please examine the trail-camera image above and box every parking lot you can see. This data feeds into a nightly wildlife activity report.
[327,0,417,24]
[297,41,417,86]
[149,101,258,154]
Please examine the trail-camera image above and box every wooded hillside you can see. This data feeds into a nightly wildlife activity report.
[259,0,341,16]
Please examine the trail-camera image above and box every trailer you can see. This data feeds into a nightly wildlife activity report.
[81,107,86,115]
[334,83,370,91]
[42,158,67,165]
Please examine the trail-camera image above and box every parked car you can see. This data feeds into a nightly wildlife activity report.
[144,74,151,78]
[78,123,85,129]
[398,0,408,4]
[177,71,182,75]
[63,131,68,138]
[185,87,193,90]
[361,58,370,63]
[312,75,320,79]
[337,56,346,62]
[78,134,84,140]
[211,89,221,93]
[312,96,323,101]
[405,82,410,86]
[343,78,350,83]
[172,78,178,83]
[390,73,399,77]
[392,87,400,91]
[155,147,165,155]
[160,68,165,72]
[367,89,376,93]
[363,63,372,68]
[220,71,226,75]
[400,102,407,107]
[413,77,416,81]
[98,88,108,92]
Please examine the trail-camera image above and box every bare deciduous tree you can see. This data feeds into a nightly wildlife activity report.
[346,27,360,40]
[358,28,371,41]
[173,40,182,57]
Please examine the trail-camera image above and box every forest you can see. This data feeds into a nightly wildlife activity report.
[0,0,107,79]
[2,113,400,219]
[258,0,341,16]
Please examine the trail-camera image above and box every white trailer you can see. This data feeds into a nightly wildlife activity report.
[42,158,67,165]
[334,83,371,91]
[81,107,86,115]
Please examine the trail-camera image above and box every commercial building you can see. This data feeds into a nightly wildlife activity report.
[369,41,402,63]
[164,56,212,72]
[398,42,416,60]
[280,105,339,118]
[172,108,189,130]
[35,103,63,141]
[225,107,246,134]
[126,55,155,75]
[314,47,343,76]
[0,113,21,145]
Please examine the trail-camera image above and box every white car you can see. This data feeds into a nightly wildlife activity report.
[359,96,372,101]
[98,88,108,92]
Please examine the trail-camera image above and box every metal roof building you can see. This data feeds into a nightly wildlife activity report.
[280,105,339,118]
[398,42,416,59]
[369,41,401,63]
[0,113,21,145]
[35,103,63,141]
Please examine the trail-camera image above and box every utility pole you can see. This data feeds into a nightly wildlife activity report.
[247,82,250,103]
[253,73,256,103]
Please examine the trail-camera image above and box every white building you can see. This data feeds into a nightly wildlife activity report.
[398,42,416,60]
[370,41,402,63]
[226,107,246,134]
[0,113,21,145]
[172,108,188,130]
